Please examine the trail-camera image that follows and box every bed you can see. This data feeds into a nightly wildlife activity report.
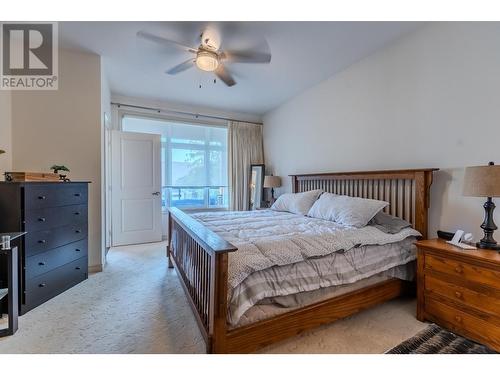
[167,168,437,353]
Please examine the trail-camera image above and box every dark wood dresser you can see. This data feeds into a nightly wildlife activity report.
[0,182,89,315]
[416,239,500,351]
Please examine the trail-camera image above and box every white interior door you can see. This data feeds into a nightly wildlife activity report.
[111,130,162,246]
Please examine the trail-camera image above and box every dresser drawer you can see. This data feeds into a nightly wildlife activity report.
[425,275,500,317]
[24,184,87,209]
[425,297,500,351]
[24,257,88,313]
[425,254,500,287]
[24,204,87,232]
[26,239,88,279]
[24,223,88,256]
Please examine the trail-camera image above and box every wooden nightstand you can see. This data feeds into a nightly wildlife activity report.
[415,239,500,351]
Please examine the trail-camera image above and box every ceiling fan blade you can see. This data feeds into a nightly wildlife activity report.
[214,65,236,87]
[137,31,197,54]
[166,59,195,75]
[221,50,272,64]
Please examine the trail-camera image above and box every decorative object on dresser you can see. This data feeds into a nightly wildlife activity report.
[167,168,437,353]
[50,165,71,182]
[463,161,500,250]
[4,171,60,182]
[0,182,89,315]
[416,239,500,351]
[263,175,281,205]
[0,232,25,337]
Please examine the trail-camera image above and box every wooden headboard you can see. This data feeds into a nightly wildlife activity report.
[291,168,438,239]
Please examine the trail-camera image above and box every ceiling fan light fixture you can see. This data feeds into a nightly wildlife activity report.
[196,51,219,72]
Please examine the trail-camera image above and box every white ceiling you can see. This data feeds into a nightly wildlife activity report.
[60,22,424,116]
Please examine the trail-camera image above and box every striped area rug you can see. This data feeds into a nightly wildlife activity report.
[386,324,497,354]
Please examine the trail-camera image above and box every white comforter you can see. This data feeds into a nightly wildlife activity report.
[191,209,421,289]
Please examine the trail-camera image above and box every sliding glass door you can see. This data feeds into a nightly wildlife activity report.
[122,115,228,210]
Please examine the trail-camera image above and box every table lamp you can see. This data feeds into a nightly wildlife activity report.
[463,161,500,250]
[263,175,281,204]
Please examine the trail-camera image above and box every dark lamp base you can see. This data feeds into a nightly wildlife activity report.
[476,241,500,251]
[477,197,499,252]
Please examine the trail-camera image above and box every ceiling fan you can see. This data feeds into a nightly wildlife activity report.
[137,27,272,87]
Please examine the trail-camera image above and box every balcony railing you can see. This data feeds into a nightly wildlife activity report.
[162,185,229,210]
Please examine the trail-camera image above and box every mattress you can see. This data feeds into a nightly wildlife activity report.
[233,262,415,328]
[188,209,420,325]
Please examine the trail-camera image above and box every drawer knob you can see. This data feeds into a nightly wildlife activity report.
[454,315,462,323]
[454,266,463,274]
[38,217,46,222]
[38,262,46,266]
[74,212,81,216]
[38,283,46,288]
[38,239,46,244]
[455,291,463,299]
[75,266,81,270]
[38,195,46,200]
[75,229,82,234]
[74,193,81,197]
[75,248,81,252]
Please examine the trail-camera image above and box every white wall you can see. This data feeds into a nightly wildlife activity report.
[0,91,12,174]
[263,22,500,241]
[11,49,104,269]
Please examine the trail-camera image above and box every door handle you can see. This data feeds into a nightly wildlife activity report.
[152,191,161,196]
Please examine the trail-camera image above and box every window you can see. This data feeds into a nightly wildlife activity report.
[122,115,228,210]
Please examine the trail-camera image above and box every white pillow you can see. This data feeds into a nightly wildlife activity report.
[307,192,389,228]
[271,189,323,215]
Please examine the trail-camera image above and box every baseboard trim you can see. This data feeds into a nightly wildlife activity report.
[89,264,103,273]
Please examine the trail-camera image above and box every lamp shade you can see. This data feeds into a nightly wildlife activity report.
[263,175,281,188]
[463,164,500,197]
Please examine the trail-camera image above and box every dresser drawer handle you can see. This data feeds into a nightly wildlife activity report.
[454,291,463,299]
[454,315,462,323]
[38,239,46,244]
[454,266,463,274]
[75,266,81,270]
[74,193,81,197]
[74,212,81,216]
[38,283,46,288]
[38,217,46,222]
[75,229,82,234]
[75,248,81,252]
[38,195,46,200]
[38,262,46,266]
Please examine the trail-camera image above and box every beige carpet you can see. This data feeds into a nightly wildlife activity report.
[0,242,427,354]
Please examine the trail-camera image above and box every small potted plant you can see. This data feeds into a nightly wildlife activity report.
[50,165,70,182]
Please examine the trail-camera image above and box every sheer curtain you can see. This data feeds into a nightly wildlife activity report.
[228,121,264,210]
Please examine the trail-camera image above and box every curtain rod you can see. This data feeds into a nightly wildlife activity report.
[111,102,263,125]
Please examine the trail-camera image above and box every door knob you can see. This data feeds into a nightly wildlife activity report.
[152,191,161,196]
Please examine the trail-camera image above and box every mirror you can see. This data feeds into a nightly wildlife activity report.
[249,164,265,210]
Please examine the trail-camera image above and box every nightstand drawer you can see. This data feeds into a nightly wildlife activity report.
[425,275,500,316]
[426,298,500,351]
[426,254,500,287]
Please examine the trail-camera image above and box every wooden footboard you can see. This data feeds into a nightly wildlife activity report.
[167,207,236,353]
